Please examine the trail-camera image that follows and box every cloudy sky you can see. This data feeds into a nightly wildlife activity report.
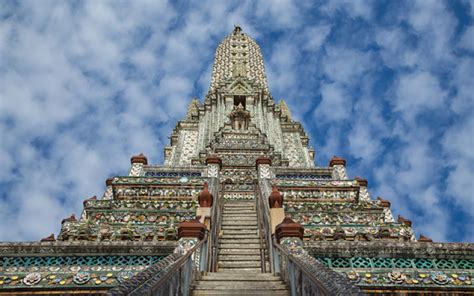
[0,0,473,242]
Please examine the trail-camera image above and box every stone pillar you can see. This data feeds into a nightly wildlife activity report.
[329,156,348,180]
[256,155,272,179]
[129,153,147,176]
[355,176,370,202]
[275,217,304,242]
[275,217,305,255]
[269,186,285,234]
[176,219,207,255]
[206,155,221,178]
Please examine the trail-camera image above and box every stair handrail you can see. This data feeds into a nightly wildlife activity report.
[108,233,208,296]
[273,237,366,295]
[208,177,223,272]
[255,180,274,273]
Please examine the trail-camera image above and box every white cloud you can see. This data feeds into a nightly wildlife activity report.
[302,25,332,52]
[442,116,474,215]
[458,25,474,51]
[321,47,375,85]
[321,0,373,20]
[394,71,447,121]
[314,82,352,122]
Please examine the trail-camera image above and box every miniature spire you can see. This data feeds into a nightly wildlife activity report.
[186,98,200,119]
[280,99,292,121]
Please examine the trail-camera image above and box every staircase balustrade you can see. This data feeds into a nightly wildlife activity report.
[208,178,222,272]
[108,234,207,296]
[255,181,275,273]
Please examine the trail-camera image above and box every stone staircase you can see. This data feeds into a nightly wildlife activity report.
[191,200,289,295]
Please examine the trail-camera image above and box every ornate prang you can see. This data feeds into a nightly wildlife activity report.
[269,186,283,208]
[3,27,472,295]
[198,182,213,207]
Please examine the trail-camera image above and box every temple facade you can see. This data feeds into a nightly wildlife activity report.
[0,27,472,295]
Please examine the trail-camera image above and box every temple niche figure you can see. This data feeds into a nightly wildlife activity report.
[228,102,250,130]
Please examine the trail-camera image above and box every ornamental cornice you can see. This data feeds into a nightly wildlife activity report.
[0,241,176,256]
[304,241,474,260]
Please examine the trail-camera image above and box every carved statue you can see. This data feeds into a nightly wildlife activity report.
[228,103,250,130]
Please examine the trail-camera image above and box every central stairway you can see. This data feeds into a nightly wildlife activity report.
[191,200,290,295]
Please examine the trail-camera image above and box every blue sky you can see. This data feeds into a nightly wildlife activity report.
[0,0,473,242]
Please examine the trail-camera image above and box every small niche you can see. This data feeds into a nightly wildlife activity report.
[233,95,246,109]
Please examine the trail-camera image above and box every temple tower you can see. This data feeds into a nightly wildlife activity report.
[0,27,472,296]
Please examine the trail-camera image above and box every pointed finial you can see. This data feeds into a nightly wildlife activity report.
[233,25,242,34]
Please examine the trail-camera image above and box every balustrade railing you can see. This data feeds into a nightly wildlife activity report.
[108,234,207,296]
[255,180,274,273]
[208,178,222,272]
[273,237,365,296]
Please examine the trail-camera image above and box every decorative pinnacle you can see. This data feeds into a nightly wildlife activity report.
[177,219,207,240]
[397,215,412,227]
[61,214,77,224]
[355,176,368,187]
[269,186,283,209]
[40,234,55,242]
[198,182,213,207]
[131,153,148,165]
[377,196,391,207]
[105,177,114,186]
[329,156,346,167]
[275,217,304,243]
[256,155,272,168]
[233,25,242,34]
[419,234,433,242]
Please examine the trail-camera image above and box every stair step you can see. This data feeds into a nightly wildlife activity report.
[218,255,261,261]
[193,282,287,289]
[192,290,290,296]
[219,261,261,268]
[221,226,258,230]
[220,239,260,244]
[219,243,261,249]
[219,249,261,255]
[222,217,257,221]
[222,229,258,234]
[200,272,280,281]
[219,267,262,272]
[222,214,257,217]
[221,235,259,239]
[222,221,257,226]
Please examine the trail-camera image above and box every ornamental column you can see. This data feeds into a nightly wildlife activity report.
[329,156,348,180]
[129,153,147,176]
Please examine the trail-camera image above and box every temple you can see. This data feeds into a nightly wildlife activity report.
[0,26,472,295]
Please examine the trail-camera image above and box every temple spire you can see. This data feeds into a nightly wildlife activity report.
[209,26,269,94]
